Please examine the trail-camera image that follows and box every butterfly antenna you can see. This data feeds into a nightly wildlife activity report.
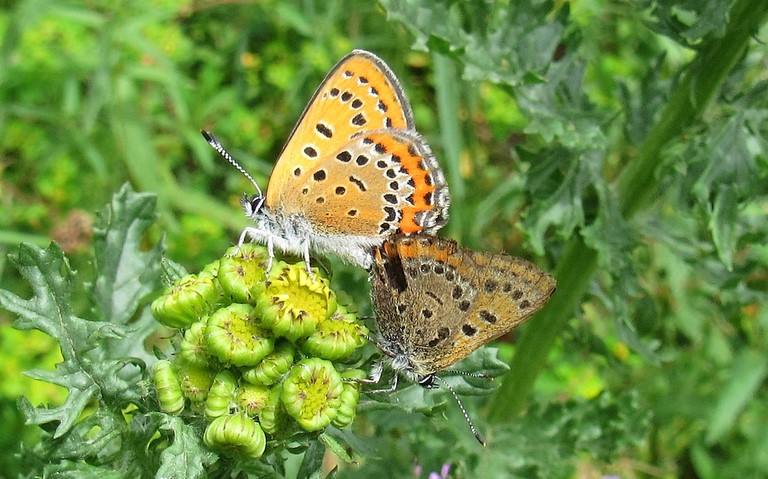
[443,369,493,381]
[200,130,263,197]
[433,376,486,446]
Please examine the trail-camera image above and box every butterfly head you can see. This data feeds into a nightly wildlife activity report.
[241,192,266,220]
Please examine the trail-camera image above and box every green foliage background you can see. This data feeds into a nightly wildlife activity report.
[1,0,767,477]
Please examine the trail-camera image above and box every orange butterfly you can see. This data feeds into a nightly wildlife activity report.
[204,50,450,270]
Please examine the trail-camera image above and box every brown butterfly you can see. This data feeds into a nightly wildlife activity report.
[366,233,556,443]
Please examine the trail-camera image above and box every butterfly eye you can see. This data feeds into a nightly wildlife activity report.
[418,374,437,389]
[241,193,265,217]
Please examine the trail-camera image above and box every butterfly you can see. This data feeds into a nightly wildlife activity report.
[366,233,556,442]
[203,50,450,270]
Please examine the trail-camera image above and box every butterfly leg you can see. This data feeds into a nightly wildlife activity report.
[357,362,400,393]
[237,227,250,247]
[366,374,399,393]
[236,226,276,272]
[301,239,313,275]
[265,236,274,272]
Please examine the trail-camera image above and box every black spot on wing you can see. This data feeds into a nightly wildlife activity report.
[316,123,333,138]
[349,176,367,192]
[351,113,367,126]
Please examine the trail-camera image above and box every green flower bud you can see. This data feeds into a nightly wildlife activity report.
[205,304,274,367]
[255,261,337,342]
[302,305,368,360]
[241,341,295,386]
[237,383,271,417]
[153,360,185,415]
[217,244,269,304]
[205,369,239,420]
[334,370,366,428]
[151,272,220,328]
[179,320,212,368]
[281,358,343,432]
[331,381,360,429]
[175,360,217,404]
[203,412,266,459]
[259,383,289,435]
[201,259,221,277]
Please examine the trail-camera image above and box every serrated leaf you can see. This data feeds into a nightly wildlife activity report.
[357,382,446,414]
[582,186,635,272]
[381,1,608,150]
[161,256,188,284]
[521,149,604,254]
[91,183,163,327]
[516,56,608,150]
[156,415,217,479]
[691,113,760,202]
[359,347,508,417]
[641,0,734,44]
[483,391,649,476]
[0,187,165,449]
[1,243,125,437]
[382,1,560,84]
[41,409,125,461]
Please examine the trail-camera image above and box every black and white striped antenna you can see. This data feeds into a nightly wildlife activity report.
[200,130,263,198]
[433,375,486,446]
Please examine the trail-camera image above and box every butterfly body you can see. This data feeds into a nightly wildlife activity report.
[227,50,450,269]
[370,234,556,383]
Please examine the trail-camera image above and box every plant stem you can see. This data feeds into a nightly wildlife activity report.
[618,0,768,216]
[433,53,466,240]
[487,0,768,422]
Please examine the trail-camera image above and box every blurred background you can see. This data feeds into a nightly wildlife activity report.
[1,0,766,477]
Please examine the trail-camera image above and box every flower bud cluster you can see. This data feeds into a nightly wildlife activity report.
[151,244,368,458]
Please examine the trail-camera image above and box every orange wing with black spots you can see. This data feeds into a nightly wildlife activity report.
[287,130,449,237]
[265,50,450,238]
[266,50,414,209]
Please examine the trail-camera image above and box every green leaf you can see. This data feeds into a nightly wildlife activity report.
[0,187,167,474]
[91,183,163,326]
[156,415,218,479]
[382,1,608,151]
[521,149,602,255]
[581,185,637,273]
[320,431,354,464]
[641,0,735,44]
[296,439,325,479]
[484,391,649,477]
[708,184,738,270]
[2,243,125,437]
[439,346,509,396]
[360,346,508,415]
[39,463,129,479]
[706,349,768,444]
[358,381,443,415]
[691,113,762,203]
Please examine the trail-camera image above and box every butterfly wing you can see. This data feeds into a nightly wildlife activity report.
[370,235,556,376]
[266,50,415,208]
[283,129,450,237]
